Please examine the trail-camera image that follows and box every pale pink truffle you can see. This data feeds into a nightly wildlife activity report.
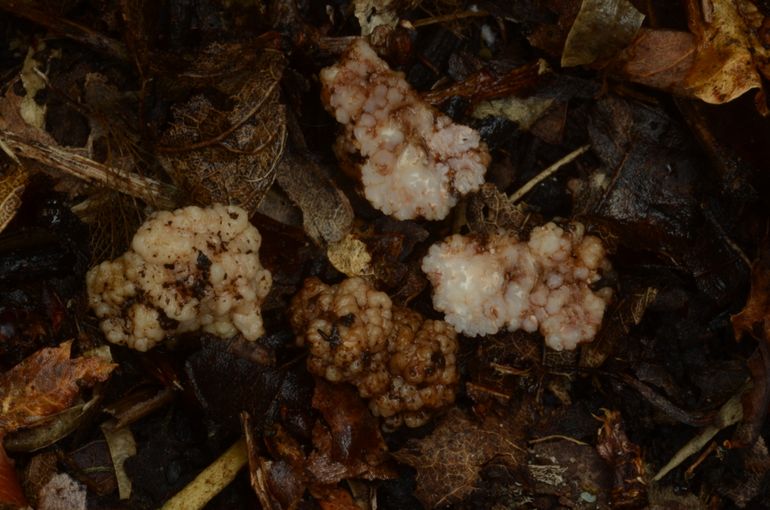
[422,222,612,351]
[87,204,272,351]
[320,39,489,220]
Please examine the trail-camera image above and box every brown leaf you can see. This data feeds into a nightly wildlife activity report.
[307,380,394,485]
[613,29,696,92]
[158,46,287,215]
[275,152,353,245]
[0,341,116,433]
[0,444,27,508]
[596,409,647,508]
[561,0,645,67]
[317,487,360,510]
[614,0,770,108]
[393,408,524,508]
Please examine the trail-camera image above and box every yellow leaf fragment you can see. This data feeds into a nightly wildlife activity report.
[327,234,372,277]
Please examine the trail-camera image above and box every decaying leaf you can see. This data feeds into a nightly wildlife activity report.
[0,163,28,236]
[614,0,770,109]
[0,445,27,507]
[393,408,524,508]
[561,0,644,67]
[307,380,394,485]
[683,0,767,106]
[275,152,354,245]
[355,0,399,36]
[158,46,287,215]
[0,340,116,434]
[595,409,646,508]
[327,234,372,277]
[101,420,136,500]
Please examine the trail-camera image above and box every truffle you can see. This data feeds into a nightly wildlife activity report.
[290,277,458,428]
[320,39,489,220]
[87,204,272,351]
[421,222,612,350]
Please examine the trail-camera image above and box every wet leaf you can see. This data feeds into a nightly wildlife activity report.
[595,409,647,508]
[0,340,116,434]
[682,0,767,106]
[0,164,28,236]
[561,0,644,67]
[0,444,27,508]
[158,47,287,215]
[327,234,372,278]
[101,420,136,500]
[307,380,394,485]
[393,408,524,508]
[275,152,354,245]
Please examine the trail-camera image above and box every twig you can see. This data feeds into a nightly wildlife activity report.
[161,438,248,510]
[0,1,128,61]
[412,10,490,28]
[510,144,591,203]
[528,435,589,446]
[0,129,177,209]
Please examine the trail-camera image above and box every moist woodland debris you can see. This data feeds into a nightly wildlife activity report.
[156,43,287,216]
[275,152,354,246]
[611,0,770,111]
[61,440,118,497]
[582,95,748,305]
[595,409,646,508]
[183,336,313,437]
[731,241,770,449]
[393,408,524,508]
[1,0,770,507]
[560,0,644,67]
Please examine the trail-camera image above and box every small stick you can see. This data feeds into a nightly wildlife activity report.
[510,144,591,203]
[161,438,248,510]
[412,10,490,28]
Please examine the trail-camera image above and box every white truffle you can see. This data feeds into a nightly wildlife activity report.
[289,277,458,428]
[320,39,490,220]
[87,204,272,351]
[422,222,612,351]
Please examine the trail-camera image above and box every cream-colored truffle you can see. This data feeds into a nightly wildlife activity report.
[87,204,272,351]
[290,277,458,428]
[320,39,489,220]
[422,222,612,351]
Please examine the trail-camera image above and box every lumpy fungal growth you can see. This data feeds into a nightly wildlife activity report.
[289,276,458,428]
[320,39,489,220]
[87,204,272,351]
[422,222,612,351]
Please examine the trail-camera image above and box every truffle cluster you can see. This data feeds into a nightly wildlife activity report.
[421,222,612,351]
[87,204,272,351]
[320,39,489,220]
[290,277,458,428]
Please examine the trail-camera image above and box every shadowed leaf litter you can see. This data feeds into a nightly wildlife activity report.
[0,0,769,508]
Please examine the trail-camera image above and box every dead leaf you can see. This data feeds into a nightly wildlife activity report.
[393,408,524,508]
[614,0,770,109]
[317,486,360,510]
[307,380,394,485]
[595,409,647,508]
[0,340,116,434]
[327,235,372,277]
[0,164,28,236]
[275,152,354,245]
[683,0,767,106]
[158,47,287,215]
[613,29,696,92]
[731,244,770,448]
[561,0,645,67]
[0,444,27,507]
